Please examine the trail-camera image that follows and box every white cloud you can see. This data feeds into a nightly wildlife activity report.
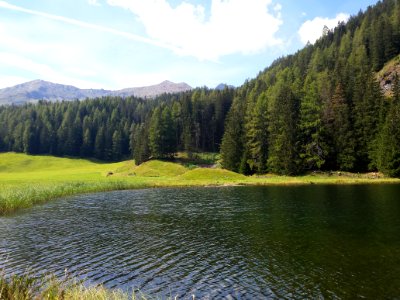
[298,13,349,44]
[274,3,282,11]
[0,1,180,52]
[88,0,101,6]
[107,0,283,61]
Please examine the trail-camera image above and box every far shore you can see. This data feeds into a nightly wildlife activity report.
[1,152,399,215]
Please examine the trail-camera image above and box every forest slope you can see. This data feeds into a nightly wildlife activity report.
[220,0,400,177]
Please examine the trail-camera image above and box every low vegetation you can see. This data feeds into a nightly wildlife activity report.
[0,273,148,300]
[1,152,400,215]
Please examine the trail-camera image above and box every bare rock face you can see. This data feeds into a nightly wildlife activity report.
[0,79,192,105]
[377,55,400,97]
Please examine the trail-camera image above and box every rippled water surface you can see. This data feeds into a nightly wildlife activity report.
[1,185,400,298]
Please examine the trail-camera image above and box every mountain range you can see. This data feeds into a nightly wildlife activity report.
[0,79,193,105]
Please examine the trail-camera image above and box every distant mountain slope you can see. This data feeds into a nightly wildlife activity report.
[0,79,192,105]
[112,80,192,99]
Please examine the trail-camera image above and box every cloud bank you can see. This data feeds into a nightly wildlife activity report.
[107,0,283,61]
[298,13,349,44]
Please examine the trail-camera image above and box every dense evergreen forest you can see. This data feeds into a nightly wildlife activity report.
[2,0,400,176]
[220,0,400,177]
[0,88,233,164]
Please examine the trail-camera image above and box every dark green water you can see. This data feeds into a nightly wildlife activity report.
[1,185,400,298]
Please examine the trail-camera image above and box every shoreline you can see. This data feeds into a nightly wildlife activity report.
[1,153,400,216]
[2,174,400,216]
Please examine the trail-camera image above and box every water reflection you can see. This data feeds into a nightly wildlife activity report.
[1,185,400,298]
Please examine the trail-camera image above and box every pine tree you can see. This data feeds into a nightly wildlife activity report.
[353,72,383,170]
[160,106,177,157]
[112,130,122,161]
[22,121,35,154]
[244,92,269,173]
[81,128,93,157]
[220,98,245,172]
[132,124,150,165]
[323,83,355,170]
[267,77,300,175]
[149,107,163,158]
[94,126,105,160]
[298,74,326,170]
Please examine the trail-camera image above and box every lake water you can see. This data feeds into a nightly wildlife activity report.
[1,185,400,298]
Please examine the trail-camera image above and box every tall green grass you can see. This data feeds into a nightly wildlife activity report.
[0,180,151,215]
[0,273,150,300]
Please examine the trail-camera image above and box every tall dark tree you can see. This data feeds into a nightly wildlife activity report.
[267,72,300,175]
[22,121,36,154]
[94,126,105,160]
[244,92,269,174]
[298,73,327,170]
[220,98,245,172]
[323,84,355,170]
[81,128,93,157]
[112,130,122,161]
[132,124,150,165]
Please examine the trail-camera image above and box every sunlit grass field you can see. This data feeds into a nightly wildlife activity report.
[1,152,400,215]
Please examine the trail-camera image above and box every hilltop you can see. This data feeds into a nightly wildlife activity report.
[0,79,192,105]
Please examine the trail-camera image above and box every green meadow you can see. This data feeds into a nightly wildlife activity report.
[1,152,400,215]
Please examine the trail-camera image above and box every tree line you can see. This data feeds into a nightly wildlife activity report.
[0,88,233,164]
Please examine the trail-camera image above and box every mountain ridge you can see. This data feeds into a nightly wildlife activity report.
[0,79,192,105]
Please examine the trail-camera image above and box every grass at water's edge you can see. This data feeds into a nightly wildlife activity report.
[0,180,151,215]
[0,273,151,300]
[1,152,400,215]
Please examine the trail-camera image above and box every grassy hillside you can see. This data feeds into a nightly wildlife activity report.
[0,152,123,180]
[131,160,188,177]
[1,152,400,215]
[179,168,245,181]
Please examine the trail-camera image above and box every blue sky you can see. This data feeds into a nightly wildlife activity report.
[0,0,379,89]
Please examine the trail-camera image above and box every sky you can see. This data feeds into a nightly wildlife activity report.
[0,0,379,90]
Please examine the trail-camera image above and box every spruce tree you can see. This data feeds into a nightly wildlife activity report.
[112,130,122,161]
[132,124,150,165]
[244,92,269,174]
[220,98,245,172]
[298,74,326,170]
[81,128,93,157]
[149,107,162,158]
[94,126,105,160]
[267,80,300,175]
[323,83,355,170]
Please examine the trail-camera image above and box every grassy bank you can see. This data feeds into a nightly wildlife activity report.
[1,152,400,215]
[0,273,148,300]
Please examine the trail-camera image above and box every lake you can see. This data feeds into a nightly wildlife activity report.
[1,185,400,298]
